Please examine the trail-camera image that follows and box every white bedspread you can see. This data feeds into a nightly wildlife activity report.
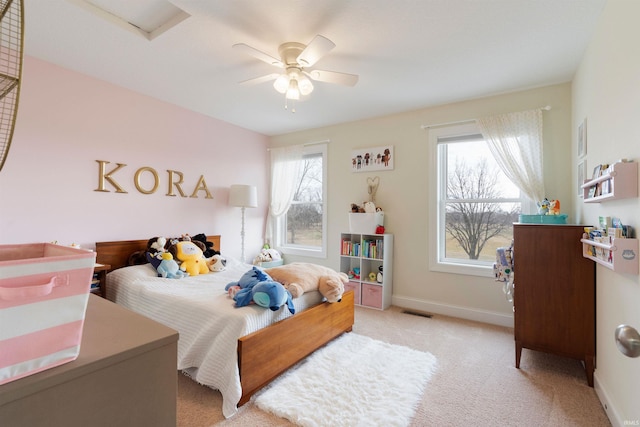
[105,258,322,418]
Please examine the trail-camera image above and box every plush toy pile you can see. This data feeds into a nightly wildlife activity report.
[143,233,224,279]
[537,198,561,215]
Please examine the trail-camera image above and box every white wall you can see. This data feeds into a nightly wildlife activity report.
[270,83,573,327]
[0,57,270,261]
[573,1,640,425]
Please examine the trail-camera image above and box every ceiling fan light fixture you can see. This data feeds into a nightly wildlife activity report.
[273,74,289,94]
[286,78,300,100]
[234,35,358,112]
[298,75,314,96]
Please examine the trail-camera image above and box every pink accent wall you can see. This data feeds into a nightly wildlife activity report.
[0,57,270,260]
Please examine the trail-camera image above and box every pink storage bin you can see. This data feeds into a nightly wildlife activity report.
[0,243,96,385]
[361,283,383,309]
[344,281,361,305]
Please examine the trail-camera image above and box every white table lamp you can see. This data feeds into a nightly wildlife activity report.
[229,184,258,263]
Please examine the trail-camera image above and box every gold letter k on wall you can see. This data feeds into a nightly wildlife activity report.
[95,160,127,193]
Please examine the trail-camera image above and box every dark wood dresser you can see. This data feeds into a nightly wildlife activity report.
[513,223,596,386]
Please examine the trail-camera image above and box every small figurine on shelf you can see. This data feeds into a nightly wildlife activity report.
[548,199,561,215]
[353,267,360,280]
[377,265,383,283]
[368,272,377,282]
[537,198,550,214]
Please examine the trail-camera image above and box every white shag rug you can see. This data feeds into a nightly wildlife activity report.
[253,333,437,427]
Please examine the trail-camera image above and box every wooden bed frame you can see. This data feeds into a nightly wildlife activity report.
[95,235,354,405]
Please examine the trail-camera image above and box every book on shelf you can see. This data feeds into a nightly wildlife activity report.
[362,238,384,259]
[342,239,361,256]
[592,164,602,179]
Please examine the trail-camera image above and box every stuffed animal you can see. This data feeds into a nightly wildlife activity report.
[128,250,148,266]
[208,254,227,272]
[537,198,550,215]
[147,236,168,255]
[548,199,561,215]
[265,262,347,303]
[145,250,163,271]
[169,240,209,276]
[224,266,294,313]
[363,201,376,213]
[192,233,220,258]
[225,266,270,297]
[250,281,295,313]
[156,252,188,279]
[253,246,282,265]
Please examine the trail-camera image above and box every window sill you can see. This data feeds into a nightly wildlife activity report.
[429,260,494,278]
[279,246,326,259]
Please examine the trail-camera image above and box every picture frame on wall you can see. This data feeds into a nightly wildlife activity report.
[351,145,394,172]
[577,118,587,158]
[577,158,587,197]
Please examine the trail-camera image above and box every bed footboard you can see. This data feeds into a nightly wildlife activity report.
[237,290,355,404]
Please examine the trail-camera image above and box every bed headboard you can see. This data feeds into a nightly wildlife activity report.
[95,235,221,271]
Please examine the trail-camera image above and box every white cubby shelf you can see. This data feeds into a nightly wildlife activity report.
[339,233,393,310]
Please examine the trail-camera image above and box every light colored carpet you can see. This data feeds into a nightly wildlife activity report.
[176,305,611,427]
[253,333,437,427]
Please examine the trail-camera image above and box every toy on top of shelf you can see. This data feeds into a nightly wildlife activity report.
[537,198,550,214]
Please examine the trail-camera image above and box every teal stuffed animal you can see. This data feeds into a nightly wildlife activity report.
[156,252,188,279]
[225,266,295,313]
[251,281,295,313]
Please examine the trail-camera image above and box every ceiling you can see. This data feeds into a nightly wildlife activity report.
[24,0,607,136]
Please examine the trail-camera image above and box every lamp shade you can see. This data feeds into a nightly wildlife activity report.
[229,184,258,208]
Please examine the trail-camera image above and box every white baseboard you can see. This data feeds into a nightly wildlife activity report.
[594,370,624,427]
[391,295,514,328]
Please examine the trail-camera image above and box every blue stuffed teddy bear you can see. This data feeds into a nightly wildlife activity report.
[156,252,188,279]
[225,266,295,313]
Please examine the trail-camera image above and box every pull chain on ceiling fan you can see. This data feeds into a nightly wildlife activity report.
[233,35,358,112]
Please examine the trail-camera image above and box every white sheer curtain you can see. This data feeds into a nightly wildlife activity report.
[476,109,546,204]
[265,145,304,245]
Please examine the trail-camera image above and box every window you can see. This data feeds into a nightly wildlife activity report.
[275,144,327,258]
[428,123,527,276]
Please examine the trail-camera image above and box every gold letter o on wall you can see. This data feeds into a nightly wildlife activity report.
[134,167,159,194]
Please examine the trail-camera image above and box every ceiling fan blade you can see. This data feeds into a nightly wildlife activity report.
[297,35,335,67]
[233,43,283,68]
[239,73,281,85]
[306,69,359,86]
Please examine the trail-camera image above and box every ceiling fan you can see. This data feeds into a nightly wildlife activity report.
[233,35,358,111]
